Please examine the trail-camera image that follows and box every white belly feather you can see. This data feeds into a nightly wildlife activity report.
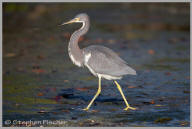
[69,53,82,67]
[84,52,121,80]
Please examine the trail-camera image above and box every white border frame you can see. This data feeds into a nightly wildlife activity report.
[0,1,191,128]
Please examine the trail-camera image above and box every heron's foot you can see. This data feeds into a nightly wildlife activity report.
[82,108,89,111]
[124,106,137,111]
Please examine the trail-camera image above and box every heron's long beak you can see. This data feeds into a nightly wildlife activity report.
[59,18,80,26]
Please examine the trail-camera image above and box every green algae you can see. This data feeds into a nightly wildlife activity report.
[7,96,56,105]
[6,109,37,115]
[79,76,96,81]
[3,74,39,96]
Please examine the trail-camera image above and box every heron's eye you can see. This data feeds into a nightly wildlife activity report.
[75,18,80,22]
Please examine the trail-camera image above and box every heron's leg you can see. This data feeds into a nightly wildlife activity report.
[114,81,136,110]
[83,76,101,111]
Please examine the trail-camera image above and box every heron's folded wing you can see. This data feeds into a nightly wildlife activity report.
[87,49,136,76]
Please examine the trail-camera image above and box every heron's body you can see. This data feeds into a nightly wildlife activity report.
[83,45,136,80]
[62,13,137,111]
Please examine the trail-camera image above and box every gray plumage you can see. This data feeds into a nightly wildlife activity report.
[64,13,136,80]
[83,45,136,78]
[61,13,137,111]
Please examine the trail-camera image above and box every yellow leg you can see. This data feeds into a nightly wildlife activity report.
[83,76,101,111]
[114,81,136,110]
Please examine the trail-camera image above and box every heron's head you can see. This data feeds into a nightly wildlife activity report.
[60,13,89,25]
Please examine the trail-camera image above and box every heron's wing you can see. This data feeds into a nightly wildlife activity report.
[83,45,136,76]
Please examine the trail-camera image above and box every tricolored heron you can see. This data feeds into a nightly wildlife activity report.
[60,13,137,111]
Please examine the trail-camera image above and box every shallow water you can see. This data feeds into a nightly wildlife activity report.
[3,3,190,127]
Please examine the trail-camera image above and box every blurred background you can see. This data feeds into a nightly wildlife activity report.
[3,3,190,127]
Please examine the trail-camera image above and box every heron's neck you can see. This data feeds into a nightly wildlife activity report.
[68,20,90,67]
